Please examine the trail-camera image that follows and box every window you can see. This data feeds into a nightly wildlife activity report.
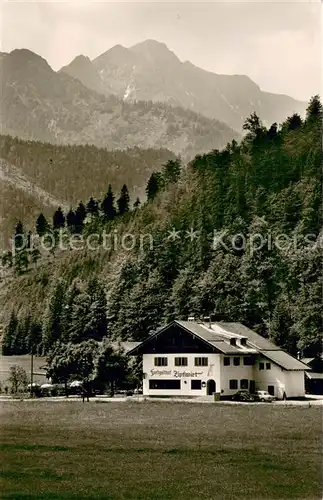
[229,379,238,390]
[230,338,237,346]
[223,357,230,366]
[259,362,264,370]
[244,357,253,366]
[191,380,202,390]
[154,357,168,367]
[233,357,240,366]
[240,379,249,389]
[266,363,271,370]
[194,357,208,367]
[241,338,247,346]
[174,357,188,367]
[149,380,180,390]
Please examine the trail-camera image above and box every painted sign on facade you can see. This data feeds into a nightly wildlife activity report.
[150,369,204,378]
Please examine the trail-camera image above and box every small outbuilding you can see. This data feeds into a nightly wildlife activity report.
[301,356,323,395]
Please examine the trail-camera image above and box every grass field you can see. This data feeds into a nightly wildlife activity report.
[0,355,47,385]
[1,401,322,499]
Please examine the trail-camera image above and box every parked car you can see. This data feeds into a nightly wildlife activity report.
[252,390,276,402]
[232,390,255,402]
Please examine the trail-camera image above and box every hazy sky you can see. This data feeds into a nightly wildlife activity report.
[1,0,321,101]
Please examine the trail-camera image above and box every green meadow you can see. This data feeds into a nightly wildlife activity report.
[1,401,322,499]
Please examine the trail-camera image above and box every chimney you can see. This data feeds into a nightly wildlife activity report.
[203,316,211,326]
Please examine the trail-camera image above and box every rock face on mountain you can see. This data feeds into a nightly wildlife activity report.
[60,39,306,131]
[0,48,238,159]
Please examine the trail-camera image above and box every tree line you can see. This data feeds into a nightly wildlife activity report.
[2,276,141,393]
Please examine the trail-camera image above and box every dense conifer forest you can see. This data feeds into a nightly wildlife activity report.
[0,136,175,246]
[1,97,322,370]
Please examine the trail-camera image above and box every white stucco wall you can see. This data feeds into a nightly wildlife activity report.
[284,370,305,398]
[143,353,221,396]
[253,357,286,399]
[253,357,305,398]
[141,353,306,399]
[220,356,254,396]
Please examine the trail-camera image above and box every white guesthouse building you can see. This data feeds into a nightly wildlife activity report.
[128,320,308,399]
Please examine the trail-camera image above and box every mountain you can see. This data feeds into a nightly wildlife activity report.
[60,39,307,131]
[59,55,104,93]
[0,49,238,158]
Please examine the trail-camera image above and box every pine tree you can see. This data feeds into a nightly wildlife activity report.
[36,213,50,236]
[74,202,87,233]
[13,221,29,275]
[242,112,264,137]
[68,291,92,343]
[11,320,26,355]
[285,113,302,131]
[60,281,81,342]
[162,158,181,185]
[101,185,116,221]
[305,95,322,124]
[120,269,167,341]
[117,184,130,216]
[2,310,18,355]
[42,279,66,353]
[26,321,42,355]
[133,197,141,210]
[53,207,65,230]
[146,172,163,201]
[86,278,108,340]
[66,209,76,233]
[86,197,99,216]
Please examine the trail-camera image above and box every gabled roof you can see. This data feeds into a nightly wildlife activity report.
[127,320,308,371]
[305,372,323,380]
[260,350,310,371]
[220,322,281,351]
[301,357,316,366]
[176,321,256,354]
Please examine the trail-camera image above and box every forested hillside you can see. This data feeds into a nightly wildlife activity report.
[0,136,175,247]
[1,97,322,361]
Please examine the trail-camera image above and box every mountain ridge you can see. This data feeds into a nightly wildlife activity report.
[60,39,306,131]
[1,48,238,158]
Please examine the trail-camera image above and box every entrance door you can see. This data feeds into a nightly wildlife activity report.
[207,379,216,395]
[249,380,255,393]
[268,385,275,396]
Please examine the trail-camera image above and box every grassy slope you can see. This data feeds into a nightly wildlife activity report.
[1,401,322,499]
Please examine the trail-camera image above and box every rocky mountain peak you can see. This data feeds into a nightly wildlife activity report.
[130,39,180,65]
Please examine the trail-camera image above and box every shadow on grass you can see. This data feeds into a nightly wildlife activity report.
[0,444,70,452]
